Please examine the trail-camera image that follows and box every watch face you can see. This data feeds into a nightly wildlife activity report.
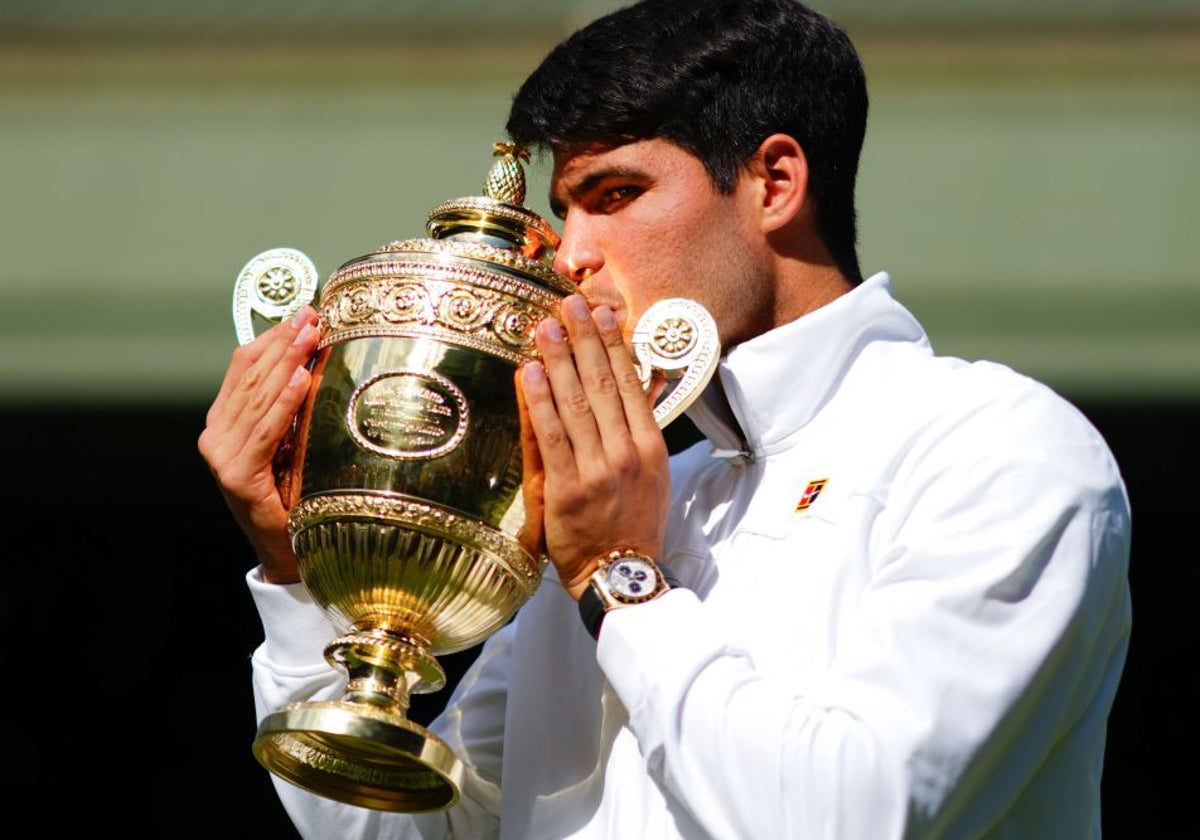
[604,556,661,602]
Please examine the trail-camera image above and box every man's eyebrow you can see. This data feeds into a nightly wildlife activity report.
[549,165,650,216]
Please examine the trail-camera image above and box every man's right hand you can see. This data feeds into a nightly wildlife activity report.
[198,306,321,583]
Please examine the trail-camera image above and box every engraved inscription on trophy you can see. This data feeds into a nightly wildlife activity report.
[349,371,469,460]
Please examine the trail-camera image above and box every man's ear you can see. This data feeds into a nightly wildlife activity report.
[752,133,808,233]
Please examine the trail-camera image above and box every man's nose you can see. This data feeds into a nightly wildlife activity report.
[552,217,602,283]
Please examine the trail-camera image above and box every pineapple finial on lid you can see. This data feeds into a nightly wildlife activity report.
[484,142,531,206]
[423,141,561,268]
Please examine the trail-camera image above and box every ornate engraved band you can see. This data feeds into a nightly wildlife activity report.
[266,730,450,790]
[366,238,573,295]
[288,493,543,593]
[317,245,569,365]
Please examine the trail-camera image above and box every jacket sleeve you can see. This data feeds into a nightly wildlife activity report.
[596,390,1132,839]
[247,568,513,840]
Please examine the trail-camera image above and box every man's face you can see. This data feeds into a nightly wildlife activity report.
[548,138,771,349]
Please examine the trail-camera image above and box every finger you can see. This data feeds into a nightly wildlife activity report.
[558,296,632,449]
[546,294,634,473]
[239,362,312,473]
[217,309,318,441]
[209,309,300,416]
[209,306,317,426]
[515,365,546,557]
[202,310,319,477]
[535,308,608,462]
[518,356,579,483]
[516,363,546,480]
[592,303,663,439]
[199,360,311,489]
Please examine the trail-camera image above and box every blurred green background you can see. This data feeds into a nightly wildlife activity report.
[1,0,1197,405]
[0,2,1195,838]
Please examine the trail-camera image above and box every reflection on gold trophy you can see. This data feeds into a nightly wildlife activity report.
[231,144,718,812]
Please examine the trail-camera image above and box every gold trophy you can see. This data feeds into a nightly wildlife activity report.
[231,144,719,812]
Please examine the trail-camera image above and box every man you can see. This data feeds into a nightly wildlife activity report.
[199,1,1132,837]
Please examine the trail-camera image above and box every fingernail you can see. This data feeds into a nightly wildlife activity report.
[288,365,306,389]
[290,306,311,328]
[594,306,617,331]
[565,295,590,321]
[292,323,315,346]
[541,318,564,342]
[522,361,545,384]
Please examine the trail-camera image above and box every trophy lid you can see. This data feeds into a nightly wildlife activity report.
[424,142,560,265]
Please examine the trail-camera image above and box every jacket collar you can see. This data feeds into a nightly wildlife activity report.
[686,272,930,460]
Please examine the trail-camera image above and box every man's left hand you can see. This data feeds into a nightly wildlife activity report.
[517,294,671,601]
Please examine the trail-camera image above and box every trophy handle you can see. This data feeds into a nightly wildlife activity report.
[233,247,321,346]
[632,298,720,428]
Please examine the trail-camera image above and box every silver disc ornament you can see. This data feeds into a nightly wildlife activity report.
[233,247,320,346]
[632,297,720,428]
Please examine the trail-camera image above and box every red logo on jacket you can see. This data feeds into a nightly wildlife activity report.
[795,478,828,511]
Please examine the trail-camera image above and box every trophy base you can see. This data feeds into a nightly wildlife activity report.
[253,700,463,813]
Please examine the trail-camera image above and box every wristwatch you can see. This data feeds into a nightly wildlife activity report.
[577,549,681,640]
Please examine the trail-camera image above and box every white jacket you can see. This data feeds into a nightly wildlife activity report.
[249,273,1132,839]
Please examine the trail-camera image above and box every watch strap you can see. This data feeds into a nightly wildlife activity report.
[578,581,607,641]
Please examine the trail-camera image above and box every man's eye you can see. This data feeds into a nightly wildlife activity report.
[598,186,641,212]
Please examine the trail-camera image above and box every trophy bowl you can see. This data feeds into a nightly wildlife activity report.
[233,144,718,812]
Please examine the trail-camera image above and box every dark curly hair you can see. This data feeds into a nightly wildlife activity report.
[506,0,869,283]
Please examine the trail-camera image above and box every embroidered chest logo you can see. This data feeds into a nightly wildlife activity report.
[794,478,829,512]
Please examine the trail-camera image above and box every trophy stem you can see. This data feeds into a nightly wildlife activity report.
[251,626,464,813]
[327,628,447,714]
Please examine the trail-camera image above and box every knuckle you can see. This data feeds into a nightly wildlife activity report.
[250,415,279,448]
[616,365,644,392]
[588,369,620,397]
[241,362,265,391]
[246,382,273,414]
[648,434,668,458]
[197,429,215,460]
[609,444,640,474]
[542,423,570,450]
[576,472,616,504]
[230,343,256,368]
[561,389,593,417]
